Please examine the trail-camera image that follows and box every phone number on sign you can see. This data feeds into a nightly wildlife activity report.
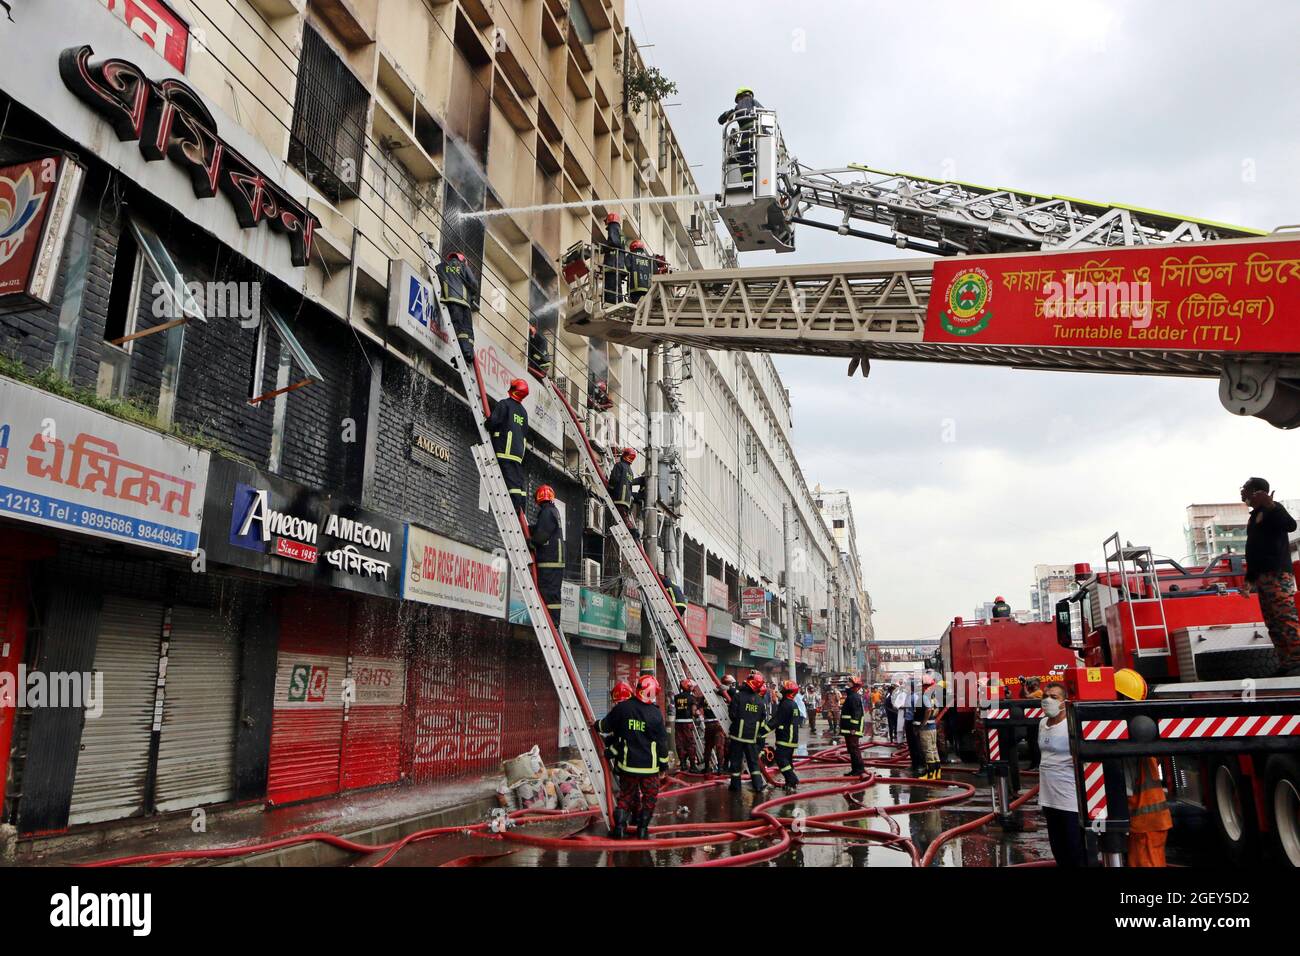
[80,510,185,548]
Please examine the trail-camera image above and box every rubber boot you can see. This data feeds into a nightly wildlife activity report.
[928,763,941,780]
[611,809,628,840]
[751,777,766,796]
[635,811,652,841]
[783,771,799,792]
[728,776,742,793]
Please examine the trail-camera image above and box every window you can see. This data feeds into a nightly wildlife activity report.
[833,519,845,529]
[103,224,143,348]
[289,25,369,203]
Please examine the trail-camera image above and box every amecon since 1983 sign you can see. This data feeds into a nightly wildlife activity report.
[200,457,401,598]
[0,377,208,554]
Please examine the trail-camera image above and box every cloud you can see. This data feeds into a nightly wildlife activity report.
[627,0,1300,640]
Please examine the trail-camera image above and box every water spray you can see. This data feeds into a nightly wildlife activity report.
[455,193,712,222]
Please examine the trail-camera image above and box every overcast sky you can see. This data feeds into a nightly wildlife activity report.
[626,0,1300,641]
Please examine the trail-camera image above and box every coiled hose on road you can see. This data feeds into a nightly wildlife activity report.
[78,736,1042,868]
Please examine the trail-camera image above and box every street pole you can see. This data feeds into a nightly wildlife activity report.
[783,503,796,682]
[640,342,661,677]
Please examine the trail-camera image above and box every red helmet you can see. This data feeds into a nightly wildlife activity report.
[781,679,798,697]
[508,378,529,401]
[621,447,637,463]
[612,680,633,703]
[680,678,695,692]
[629,239,646,251]
[605,212,621,224]
[535,485,555,503]
[745,671,765,694]
[995,596,1005,602]
[446,251,466,262]
[636,674,660,704]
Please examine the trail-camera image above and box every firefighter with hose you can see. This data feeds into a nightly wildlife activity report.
[839,675,867,776]
[595,674,670,840]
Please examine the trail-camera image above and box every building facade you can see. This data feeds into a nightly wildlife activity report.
[0,0,866,844]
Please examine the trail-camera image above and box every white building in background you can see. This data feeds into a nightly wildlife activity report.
[1031,564,1077,622]
[814,488,873,667]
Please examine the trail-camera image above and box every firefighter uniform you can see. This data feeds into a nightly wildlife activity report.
[603,220,626,305]
[839,685,866,775]
[727,685,771,792]
[627,247,652,303]
[487,395,528,514]
[717,89,763,187]
[597,696,670,825]
[437,257,480,364]
[528,326,551,379]
[607,459,642,530]
[671,689,700,771]
[703,685,729,773]
[529,500,564,620]
[991,598,1012,619]
[771,695,802,789]
[666,580,688,622]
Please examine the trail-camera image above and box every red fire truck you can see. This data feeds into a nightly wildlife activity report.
[933,617,1077,759]
[1054,534,1300,866]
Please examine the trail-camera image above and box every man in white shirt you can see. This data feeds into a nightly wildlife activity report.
[1036,681,1089,866]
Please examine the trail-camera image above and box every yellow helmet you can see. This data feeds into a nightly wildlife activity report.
[735,87,753,100]
[1114,668,1148,701]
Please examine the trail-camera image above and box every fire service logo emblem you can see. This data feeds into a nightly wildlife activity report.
[940,267,993,337]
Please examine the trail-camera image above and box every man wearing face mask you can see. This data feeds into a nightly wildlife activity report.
[1037,681,1089,866]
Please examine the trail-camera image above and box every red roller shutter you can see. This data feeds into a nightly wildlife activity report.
[266,591,350,806]
[340,600,406,791]
[0,557,28,810]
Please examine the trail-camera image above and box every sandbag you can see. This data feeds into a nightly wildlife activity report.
[502,745,545,786]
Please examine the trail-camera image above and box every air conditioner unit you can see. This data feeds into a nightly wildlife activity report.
[582,559,602,589]
[584,497,605,534]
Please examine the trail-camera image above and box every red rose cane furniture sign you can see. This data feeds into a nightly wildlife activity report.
[0,155,86,305]
[924,237,1300,353]
[59,44,319,266]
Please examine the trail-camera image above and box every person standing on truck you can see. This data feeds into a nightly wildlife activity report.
[1239,477,1300,677]
[991,596,1012,620]
[1038,680,1089,867]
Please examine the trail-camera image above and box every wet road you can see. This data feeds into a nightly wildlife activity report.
[377,732,1220,867]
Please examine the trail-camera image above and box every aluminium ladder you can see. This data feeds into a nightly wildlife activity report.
[544,376,730,731]
[420,237,615,824]
[1103,532,1172,659]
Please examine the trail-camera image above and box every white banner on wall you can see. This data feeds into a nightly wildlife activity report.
[0,377,208,554]
[401,525,508,617]
[475,338,563,448]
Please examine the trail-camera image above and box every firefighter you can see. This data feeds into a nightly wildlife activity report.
[772,679,803,791]
[588,375,614,411]
[672,678,702,772]
[627,239,653,304]
[437,251,480,365]
[717,87,763,188]
[665,577,688,620]
[1239,477,1300,676]
[527,323,551,380]
[839,675,866,776]
[595,674,669,840]
[528,485,563,623]
[602,213,626,306]
[607,447,644,534]
[991,596,1012,620]
[1114,668,1172,867]
[703,675,734,773]
[603,680,633,760]
[727,671,771,794]
[653,253,669,276]
[487,378,530,519]
[917,672,942,780]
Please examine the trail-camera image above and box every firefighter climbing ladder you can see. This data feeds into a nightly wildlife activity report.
[420,236,616,825]
[544,376,731,731]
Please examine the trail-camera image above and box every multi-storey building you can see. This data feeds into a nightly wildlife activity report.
[0,0,859,849]
[1030,563,1076,623]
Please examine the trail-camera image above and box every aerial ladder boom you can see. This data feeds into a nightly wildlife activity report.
[564,106,1300,428]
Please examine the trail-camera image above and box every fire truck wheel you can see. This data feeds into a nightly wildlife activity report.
[1264,755,1300,868]
[1194,647,1278,682]
[1208,757,1260,865]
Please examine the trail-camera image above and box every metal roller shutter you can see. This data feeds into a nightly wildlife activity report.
[572,645,611,716]
[153,605,238,813]
[340,601,406,792]
[0,558,27,811]
[68,598,163,825]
